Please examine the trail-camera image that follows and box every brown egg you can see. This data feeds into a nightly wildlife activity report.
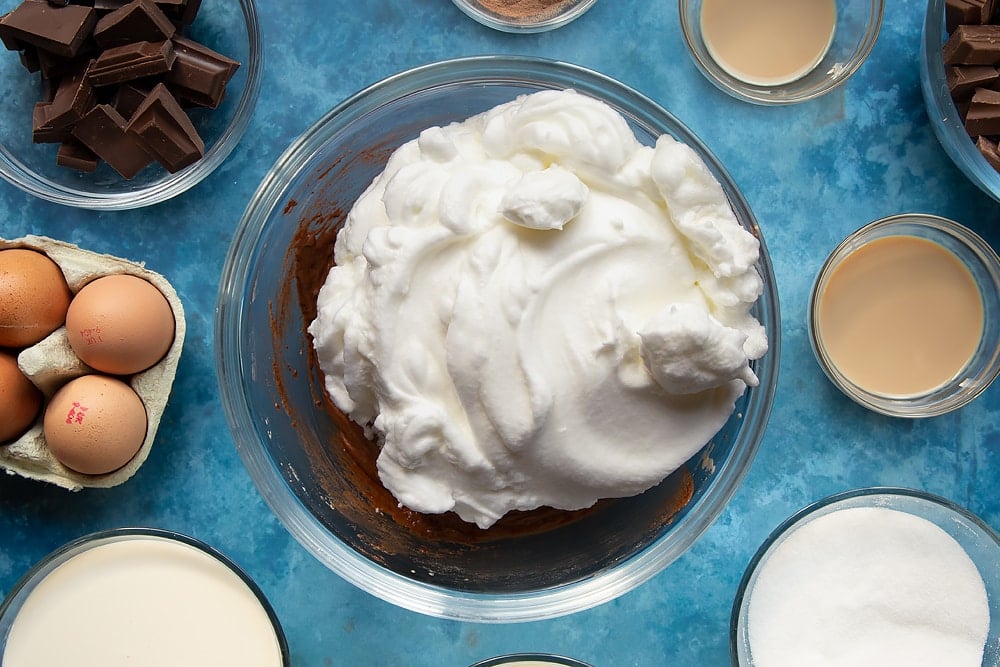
[66,274,175,375]
[43,374,147,475]
[0,249,73,348]
[0,351,42,442]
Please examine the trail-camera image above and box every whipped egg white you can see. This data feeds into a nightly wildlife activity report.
[309,89,767,529]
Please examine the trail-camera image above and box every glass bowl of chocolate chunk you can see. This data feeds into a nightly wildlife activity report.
[0,0,262,210]
[922,0,1000,203]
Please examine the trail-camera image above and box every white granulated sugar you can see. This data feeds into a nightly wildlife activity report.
[747,506,990,666]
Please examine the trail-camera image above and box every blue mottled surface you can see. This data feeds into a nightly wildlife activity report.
[1,1,997,665]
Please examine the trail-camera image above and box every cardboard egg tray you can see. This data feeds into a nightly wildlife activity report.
[0,235,186,490]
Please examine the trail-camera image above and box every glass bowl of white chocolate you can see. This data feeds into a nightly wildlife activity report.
[216,55,780,622]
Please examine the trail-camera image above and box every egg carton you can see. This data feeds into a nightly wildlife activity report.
[0,235,186,490]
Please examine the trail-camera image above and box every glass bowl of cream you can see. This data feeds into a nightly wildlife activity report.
[731,487,1000,666]
[0,528,289,666]
[808,213,1000,418]
[215,55,780,622]
[678,0,883,105]
[450,0,598,33]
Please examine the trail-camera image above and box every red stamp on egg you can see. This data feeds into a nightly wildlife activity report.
[79,327,103,345]
[65,401,88,425]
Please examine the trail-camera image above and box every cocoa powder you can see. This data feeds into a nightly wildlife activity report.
[473,0,578,21]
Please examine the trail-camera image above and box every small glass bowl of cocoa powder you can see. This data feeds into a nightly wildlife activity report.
[452,0,597,33]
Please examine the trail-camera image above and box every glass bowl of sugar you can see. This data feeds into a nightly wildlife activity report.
[731,487,1000,666]
[678,0,883,104]
[808,213,1000,418]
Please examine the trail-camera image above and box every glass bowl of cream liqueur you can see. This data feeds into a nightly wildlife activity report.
[679,0,883,104]
[809,213,1000,418]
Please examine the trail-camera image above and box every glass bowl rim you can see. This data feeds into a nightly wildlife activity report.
[469,653,594,666]
[920,0,1000,203]
[807,212,1000,418]
[0,0,263,211]
[216,54,781,622]
[729,486,1000,665]
[678,0,884,105]
[450,0,598,33]
[0,526,290,665]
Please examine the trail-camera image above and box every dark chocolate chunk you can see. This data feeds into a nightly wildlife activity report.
[982,0,999,23]
[0,1,97,58]
[56,139,99,172]
[18,45,38,72]
[947,0,983,34]
[164,35,238,108]
[126,82,203,171]
[88,38,174,86]
[93,0,130,11]
[45,61,95,129]
[32,102,71,143]
[0,14,26,51]
[947,65,999,100]
[112,82,149,119]
[71,103,153,178]
[37,46,95,80]
[965,87,1000,135]
[151,0,200,24]
[944,24,1000,65]
[976,135,1000,171]
[93,0,175,49]
[40,76,56,102]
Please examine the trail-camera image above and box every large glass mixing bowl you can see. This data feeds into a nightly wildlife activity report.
[216,55,780,622]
